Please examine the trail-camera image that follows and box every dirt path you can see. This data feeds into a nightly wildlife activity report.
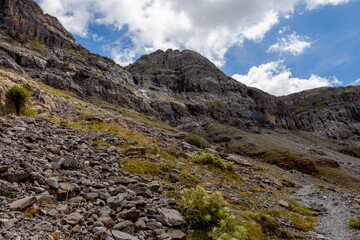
[294,184,360,240]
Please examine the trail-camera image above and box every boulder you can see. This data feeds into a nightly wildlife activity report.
[9,196,37,211]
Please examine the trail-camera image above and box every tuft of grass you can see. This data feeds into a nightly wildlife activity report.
[110,209,117,220]
[24,208,40,219]
[185,134,203,149]
[0,191,16,198]
[349,217,360,229]
[123,159,164,176]
[23,108,37,116]
[192,152,235,172]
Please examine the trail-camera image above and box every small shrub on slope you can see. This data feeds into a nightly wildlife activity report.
[192,152,235,172]
[180,185,246,239]
[9,85,30,115]
[185,134,203,148]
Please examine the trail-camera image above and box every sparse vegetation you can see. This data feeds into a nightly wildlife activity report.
[185,134,203,149]
[0,191,16,198]
[349,217,360,229]
[192,152,235,172]
[123,159,164,176]
[23,108,37,116]
[180,185,246,239]
[9,85,30,115]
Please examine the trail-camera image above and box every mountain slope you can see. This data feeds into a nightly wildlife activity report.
[0,0,360,239]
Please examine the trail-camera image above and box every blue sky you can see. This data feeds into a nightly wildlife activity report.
[36,0,360,96]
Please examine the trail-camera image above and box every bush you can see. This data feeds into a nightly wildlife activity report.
[349,217,360,229]
[180,186,246,239]
[185,134,203,148]
[9,85,30,115]
[192,152,235,172]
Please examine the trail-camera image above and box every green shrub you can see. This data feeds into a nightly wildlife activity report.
[209,216,247,240]
[180,186,246,239]
[24,108,37,116]
[9,85,30,115]
[349,217,360,229]
[192,152,235,172]
[185,134,203,148]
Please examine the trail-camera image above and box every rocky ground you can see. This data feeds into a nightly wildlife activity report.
[0,115,187,240]
[1,113,360,240]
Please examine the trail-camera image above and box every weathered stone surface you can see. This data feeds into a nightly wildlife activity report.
[112,230,139,240]
[123,147,146,157]
[97,216,115,228]
[9,196,37,211]
[64,212,83,225]
[170,230,186,240]
[0,172,31,182]
[158,208,185,227]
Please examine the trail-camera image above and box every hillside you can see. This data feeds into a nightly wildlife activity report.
[0,0,360,239]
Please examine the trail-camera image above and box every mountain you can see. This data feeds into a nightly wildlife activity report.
[1,0,360,239]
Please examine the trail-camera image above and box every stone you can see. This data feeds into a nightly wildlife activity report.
[113,221,133,230]
[107,193,127,207]
[112,230,139,240]
[158,208,185,227]
[0,219,14,230]
[97,216,115,228]
[0,172,31,182]
[64,212,83,225]
[279,200,289,208]
[9,196,37,211]
[134,219,146,230]
[123,147,146,157]
[120,207,141,219]
[170,230,186,240]
[87,192,99,201]
[57,182,76,200]
[46,177,59,189]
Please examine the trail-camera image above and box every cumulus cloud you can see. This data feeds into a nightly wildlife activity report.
[37,0,352,66]
[268,32,311,56]
[348,79,360,86]
[232,61,341,96]
[305,0,350,9]
[38,0,299,66]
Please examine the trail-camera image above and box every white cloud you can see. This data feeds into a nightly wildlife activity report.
[38,0,299,66]
[91,33,103,42]
[268,32,311,56]
[232,60,341,96]
[37,0,351,66]
[348,79,360,86]
[305,0,350,9]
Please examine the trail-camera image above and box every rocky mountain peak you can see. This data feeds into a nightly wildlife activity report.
[0,0,77,49]
[126,49,216,71]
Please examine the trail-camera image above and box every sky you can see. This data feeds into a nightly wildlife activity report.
[36,0,360,96]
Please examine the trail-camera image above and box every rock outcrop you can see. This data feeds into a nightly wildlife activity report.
[0,0,76,49]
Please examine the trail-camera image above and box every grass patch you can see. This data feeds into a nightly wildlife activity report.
[123,159,164,176]
[9,85,30,115]
[185,134,203,149]
[349,217,360,229]
[23,108,38,116]
[192,152,235,172]
[317,167,360,192]
[0,191,16,198]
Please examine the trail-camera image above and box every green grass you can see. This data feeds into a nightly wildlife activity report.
[123,159,164,176]
[184,134,203,149]
[0,191,16,198]
[349,217,360,229]
[192,152,235,172]
[23,108,38,116]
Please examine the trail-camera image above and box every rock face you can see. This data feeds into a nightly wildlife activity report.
[281,86,360,140]
[0,0,76,49]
